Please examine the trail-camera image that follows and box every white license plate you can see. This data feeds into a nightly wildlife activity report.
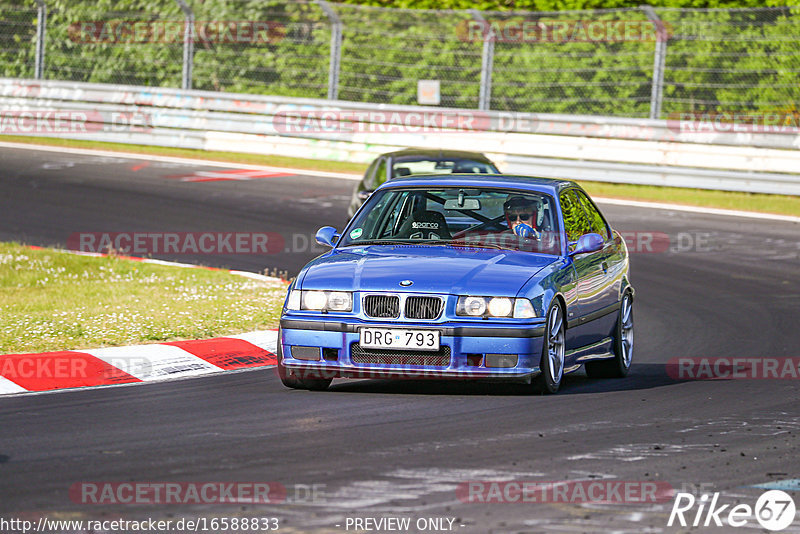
[359,328,440,351]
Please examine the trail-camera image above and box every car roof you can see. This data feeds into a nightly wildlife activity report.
[380,148,494,163]
[379,174,578,196]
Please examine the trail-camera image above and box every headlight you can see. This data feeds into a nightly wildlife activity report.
[286,289,301,310]
[303,291,328,311]
[457,296,536,318]
[459,296,487,316]
[487,297,513,317]
[326,291,353,311]
[513,298,536,318]
[286,290,353,312]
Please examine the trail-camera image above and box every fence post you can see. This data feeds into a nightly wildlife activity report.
[317,0,342,101]
[33,0,46,79]
[174,0,194,90]
[471,9,494,111]
[641,5,667,120]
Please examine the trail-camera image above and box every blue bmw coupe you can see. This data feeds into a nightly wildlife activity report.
[278,174,634,393]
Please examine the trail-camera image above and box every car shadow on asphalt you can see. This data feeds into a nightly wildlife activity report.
[326,363,688,396]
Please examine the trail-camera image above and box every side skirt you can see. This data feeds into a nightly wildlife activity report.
[566,337,615,367]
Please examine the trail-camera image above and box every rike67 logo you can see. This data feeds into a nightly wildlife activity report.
[668,490,796,531]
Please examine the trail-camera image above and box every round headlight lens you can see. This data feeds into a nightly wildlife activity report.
[303,291,328,310]
[327,291,352,311]
[488,297,513,317]
[463,296,487,316]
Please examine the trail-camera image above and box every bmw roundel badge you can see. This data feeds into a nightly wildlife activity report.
[399,280,413,287]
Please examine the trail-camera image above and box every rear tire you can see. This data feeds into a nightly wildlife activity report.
[585,292,633,378]
[532,301,565,394]
[276,328,332,391]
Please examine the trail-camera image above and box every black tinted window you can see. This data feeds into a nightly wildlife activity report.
[575,190,609,240]
[560,190,593,244]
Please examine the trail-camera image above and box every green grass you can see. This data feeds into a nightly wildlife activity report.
[2,135,798,217]
[579,182,800,217]
[0,243,287,354]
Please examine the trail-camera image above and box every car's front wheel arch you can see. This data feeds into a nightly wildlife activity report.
[531,299,566,394]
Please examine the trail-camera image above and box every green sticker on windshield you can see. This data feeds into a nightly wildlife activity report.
[349,228,363,239]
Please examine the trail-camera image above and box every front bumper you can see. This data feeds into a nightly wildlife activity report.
[279,316,545,383]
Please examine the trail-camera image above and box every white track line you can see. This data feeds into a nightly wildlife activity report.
[3,140,797,222]
[0,141,362,180]
[594,197,800,223]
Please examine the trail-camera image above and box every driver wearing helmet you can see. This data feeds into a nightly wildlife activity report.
[503,195,541,239]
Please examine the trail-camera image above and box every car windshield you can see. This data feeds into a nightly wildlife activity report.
[392,157,497,177]
[340,187,562,254]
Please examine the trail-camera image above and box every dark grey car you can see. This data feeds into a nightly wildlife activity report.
[346,148,500,217]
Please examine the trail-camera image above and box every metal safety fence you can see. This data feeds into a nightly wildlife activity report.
[2,1,799,120]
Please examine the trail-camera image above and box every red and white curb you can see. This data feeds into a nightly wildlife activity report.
[0,330,280,396]
[2,247,286,397]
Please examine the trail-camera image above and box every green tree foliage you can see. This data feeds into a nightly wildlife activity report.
[333,4,482,107]
[658,7,800,115]
[189,1,330,96]
[1,0,797,118]
[344,0,798,10]
[44,0,184,86]
[0,3,37,77]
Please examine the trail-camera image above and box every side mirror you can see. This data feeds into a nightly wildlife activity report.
[570,232,604,256]
[357,190,373,201]
[315,226,340,247]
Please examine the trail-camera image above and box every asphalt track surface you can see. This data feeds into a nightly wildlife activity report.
[1,146,799,533]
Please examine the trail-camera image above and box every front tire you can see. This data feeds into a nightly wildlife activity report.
[532,301,566,394]
[585,292,633,378]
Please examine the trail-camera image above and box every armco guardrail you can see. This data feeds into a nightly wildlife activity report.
[1,79,799,196]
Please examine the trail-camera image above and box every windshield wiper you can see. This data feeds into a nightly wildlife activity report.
[448,241,509,250]
[347,239,512,250]
[352,239,459,247]
[346,239,412,246]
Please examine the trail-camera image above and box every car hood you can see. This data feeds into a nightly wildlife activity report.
[298,245,558,296]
